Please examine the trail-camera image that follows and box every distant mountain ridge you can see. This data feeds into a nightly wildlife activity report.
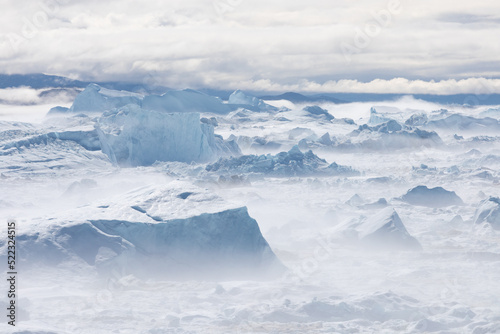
[2,73,500,105]
[0,73,170,94]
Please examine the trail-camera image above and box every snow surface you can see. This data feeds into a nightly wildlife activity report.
[1,91,500,333]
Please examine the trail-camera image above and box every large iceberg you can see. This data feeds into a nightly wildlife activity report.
[96,105,240,166]
[7,183,284,280]
[50,84,238,115]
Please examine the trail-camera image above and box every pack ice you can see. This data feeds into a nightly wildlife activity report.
[474,197,500,230]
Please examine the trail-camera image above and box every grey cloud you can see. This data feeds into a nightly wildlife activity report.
[0,0,499,93]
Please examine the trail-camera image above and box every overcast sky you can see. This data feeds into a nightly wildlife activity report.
[1,0,500,94]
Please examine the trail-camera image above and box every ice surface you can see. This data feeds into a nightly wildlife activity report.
[400,185,464,208]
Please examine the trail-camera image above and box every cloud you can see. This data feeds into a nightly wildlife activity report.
[0,0,499,94]
[0,87,78,105]
[213,77,500,95]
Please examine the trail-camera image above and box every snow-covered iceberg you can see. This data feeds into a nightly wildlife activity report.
[357,208,422,251]
[400,185,464,208]
[8,183,284,280]
[473,197,500,230]
[49,84,238,115]
[334,208,421,251]
[96,105,240,166]
[63,83,142,114]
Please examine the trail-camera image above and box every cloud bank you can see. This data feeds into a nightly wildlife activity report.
[0,0,499,94]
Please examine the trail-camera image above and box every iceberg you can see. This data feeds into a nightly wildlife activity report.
[426,114,500,134]
[400,185,464,208]
[50,84,238,115]
[96,105,240,166]
[303,106,334,121]
[228,90,278,112]
[368,107,401,125]
[205,145,359,177]
[343,120,443,151]
[473,197,500,230]
[357,208,422,251]
[6,183,284,280]
[69,84,142,113]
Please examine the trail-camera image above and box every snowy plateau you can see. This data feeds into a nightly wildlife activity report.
[1,84,500,333]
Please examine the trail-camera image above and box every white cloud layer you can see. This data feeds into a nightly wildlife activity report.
[0,0,499,94]
[0,87,77,105]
